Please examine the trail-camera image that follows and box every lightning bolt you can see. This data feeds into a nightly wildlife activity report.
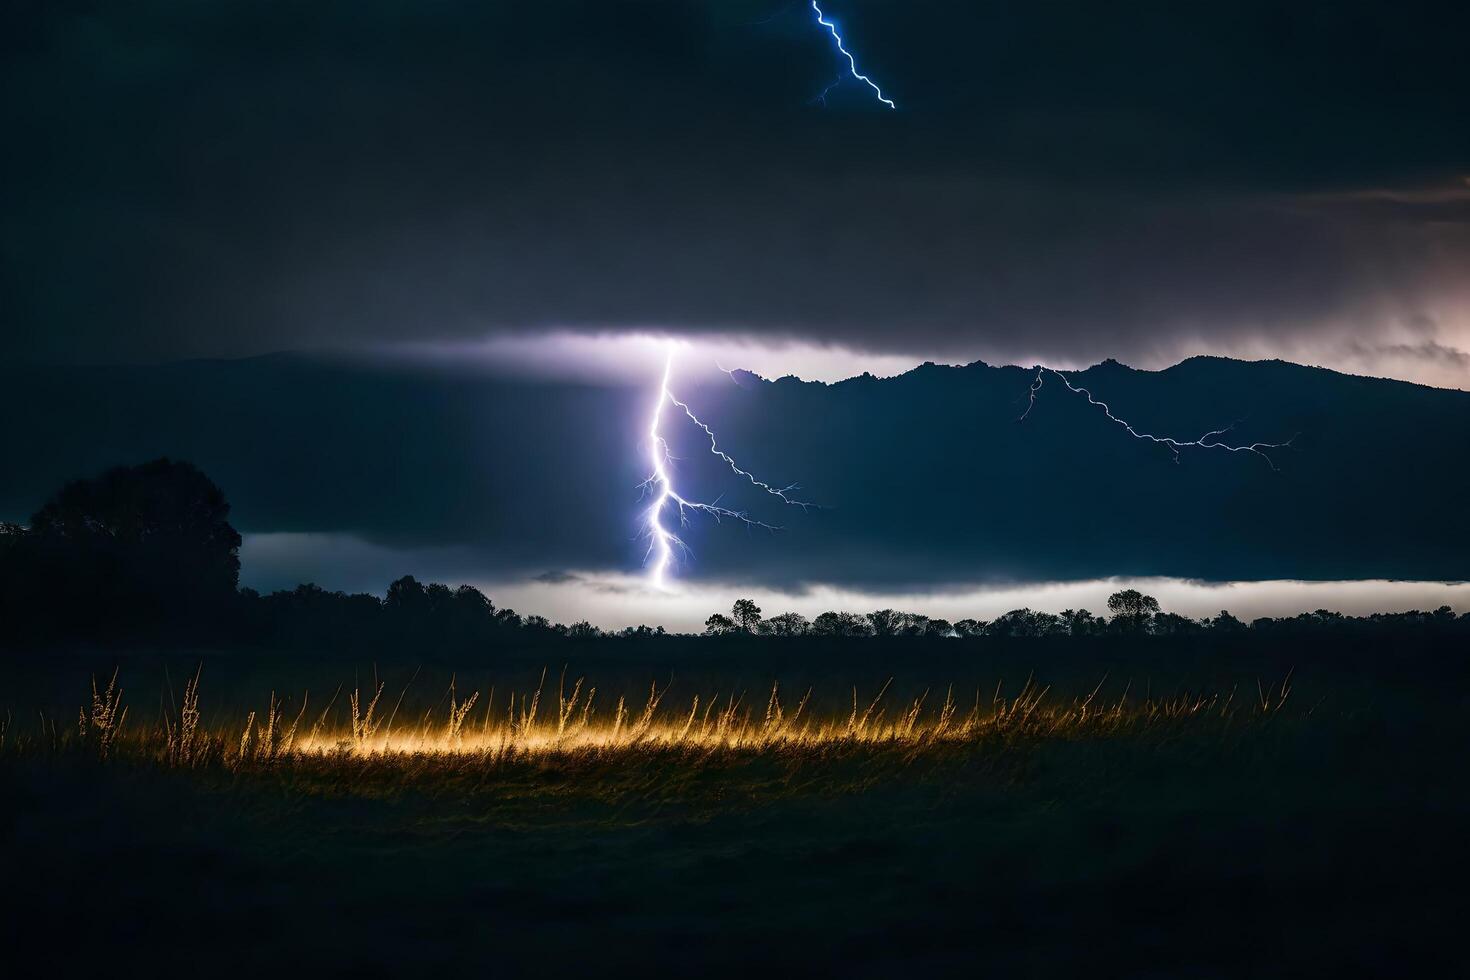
[642,351,812,588]
[810,1,896,109]
[812,74,843,107]
[640,354,1290,587]
[1019,366,1296,471]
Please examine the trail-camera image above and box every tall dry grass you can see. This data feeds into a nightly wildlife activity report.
[0,667,1296,774]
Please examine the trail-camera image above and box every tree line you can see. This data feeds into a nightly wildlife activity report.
[699,593,1465,638]
[701,590,1180,637]
[3,460,1467,653]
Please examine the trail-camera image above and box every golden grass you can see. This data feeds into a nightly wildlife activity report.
[0,668,1296,773]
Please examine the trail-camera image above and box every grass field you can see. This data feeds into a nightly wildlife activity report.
[3,641,1465,975]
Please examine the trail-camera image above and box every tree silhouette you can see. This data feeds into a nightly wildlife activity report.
[704,613,736,635]
[731,598,763,633]
[811,611,872,636]
[986,608,1062,638]
[2,459,242,640]
[923,617,953,637]
[31,458,241,596]
[386,575,429,611]
[1152,612,1205,635]
[1058,609,1100,636]
[866,608,906,637]
[1107,589,1161,633]
[896,614,931,637]
[762,612,810,636]
[1208,610,1248,633]
[8,461,1470,653]
[952,618,987,638]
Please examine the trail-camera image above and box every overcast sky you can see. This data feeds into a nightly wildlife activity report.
[4,1,1469,387]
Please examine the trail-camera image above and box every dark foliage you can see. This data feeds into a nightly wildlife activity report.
[3,463,1468,656]
[1,459,240,644]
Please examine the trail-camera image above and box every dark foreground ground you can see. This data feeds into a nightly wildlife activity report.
[3,635,1467,976]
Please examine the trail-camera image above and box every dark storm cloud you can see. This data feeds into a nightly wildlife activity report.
[3,1,1469,371]
[5,353,1470,589]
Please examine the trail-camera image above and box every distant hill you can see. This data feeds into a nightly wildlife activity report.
[3,352,1468,586]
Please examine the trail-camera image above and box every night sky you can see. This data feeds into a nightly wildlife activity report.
[5,1,1468,381]
[4,2,1469,623]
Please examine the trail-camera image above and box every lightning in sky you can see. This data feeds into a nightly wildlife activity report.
[810,1,896,109]
[642,350,812,588]
[812,74,843,107]
[1019,366,1296,470]
[639,354,1293,587]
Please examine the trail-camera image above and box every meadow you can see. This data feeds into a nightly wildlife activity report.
[3,635,1465,975]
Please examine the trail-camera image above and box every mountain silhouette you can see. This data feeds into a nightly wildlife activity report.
[3,352,1467,587]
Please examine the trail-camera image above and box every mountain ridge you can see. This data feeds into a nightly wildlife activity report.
[15,347,1469,396]
[2,352,1467,586]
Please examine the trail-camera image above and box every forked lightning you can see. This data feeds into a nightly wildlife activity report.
[642,351,811,588]
[1019,366,1295,470]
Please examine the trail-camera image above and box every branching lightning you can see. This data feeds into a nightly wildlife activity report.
[810,1,896,109]
[1019,366,1296,470]
[642,351,812,588]
[638,354,1293,588]
[812,74,844,107]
